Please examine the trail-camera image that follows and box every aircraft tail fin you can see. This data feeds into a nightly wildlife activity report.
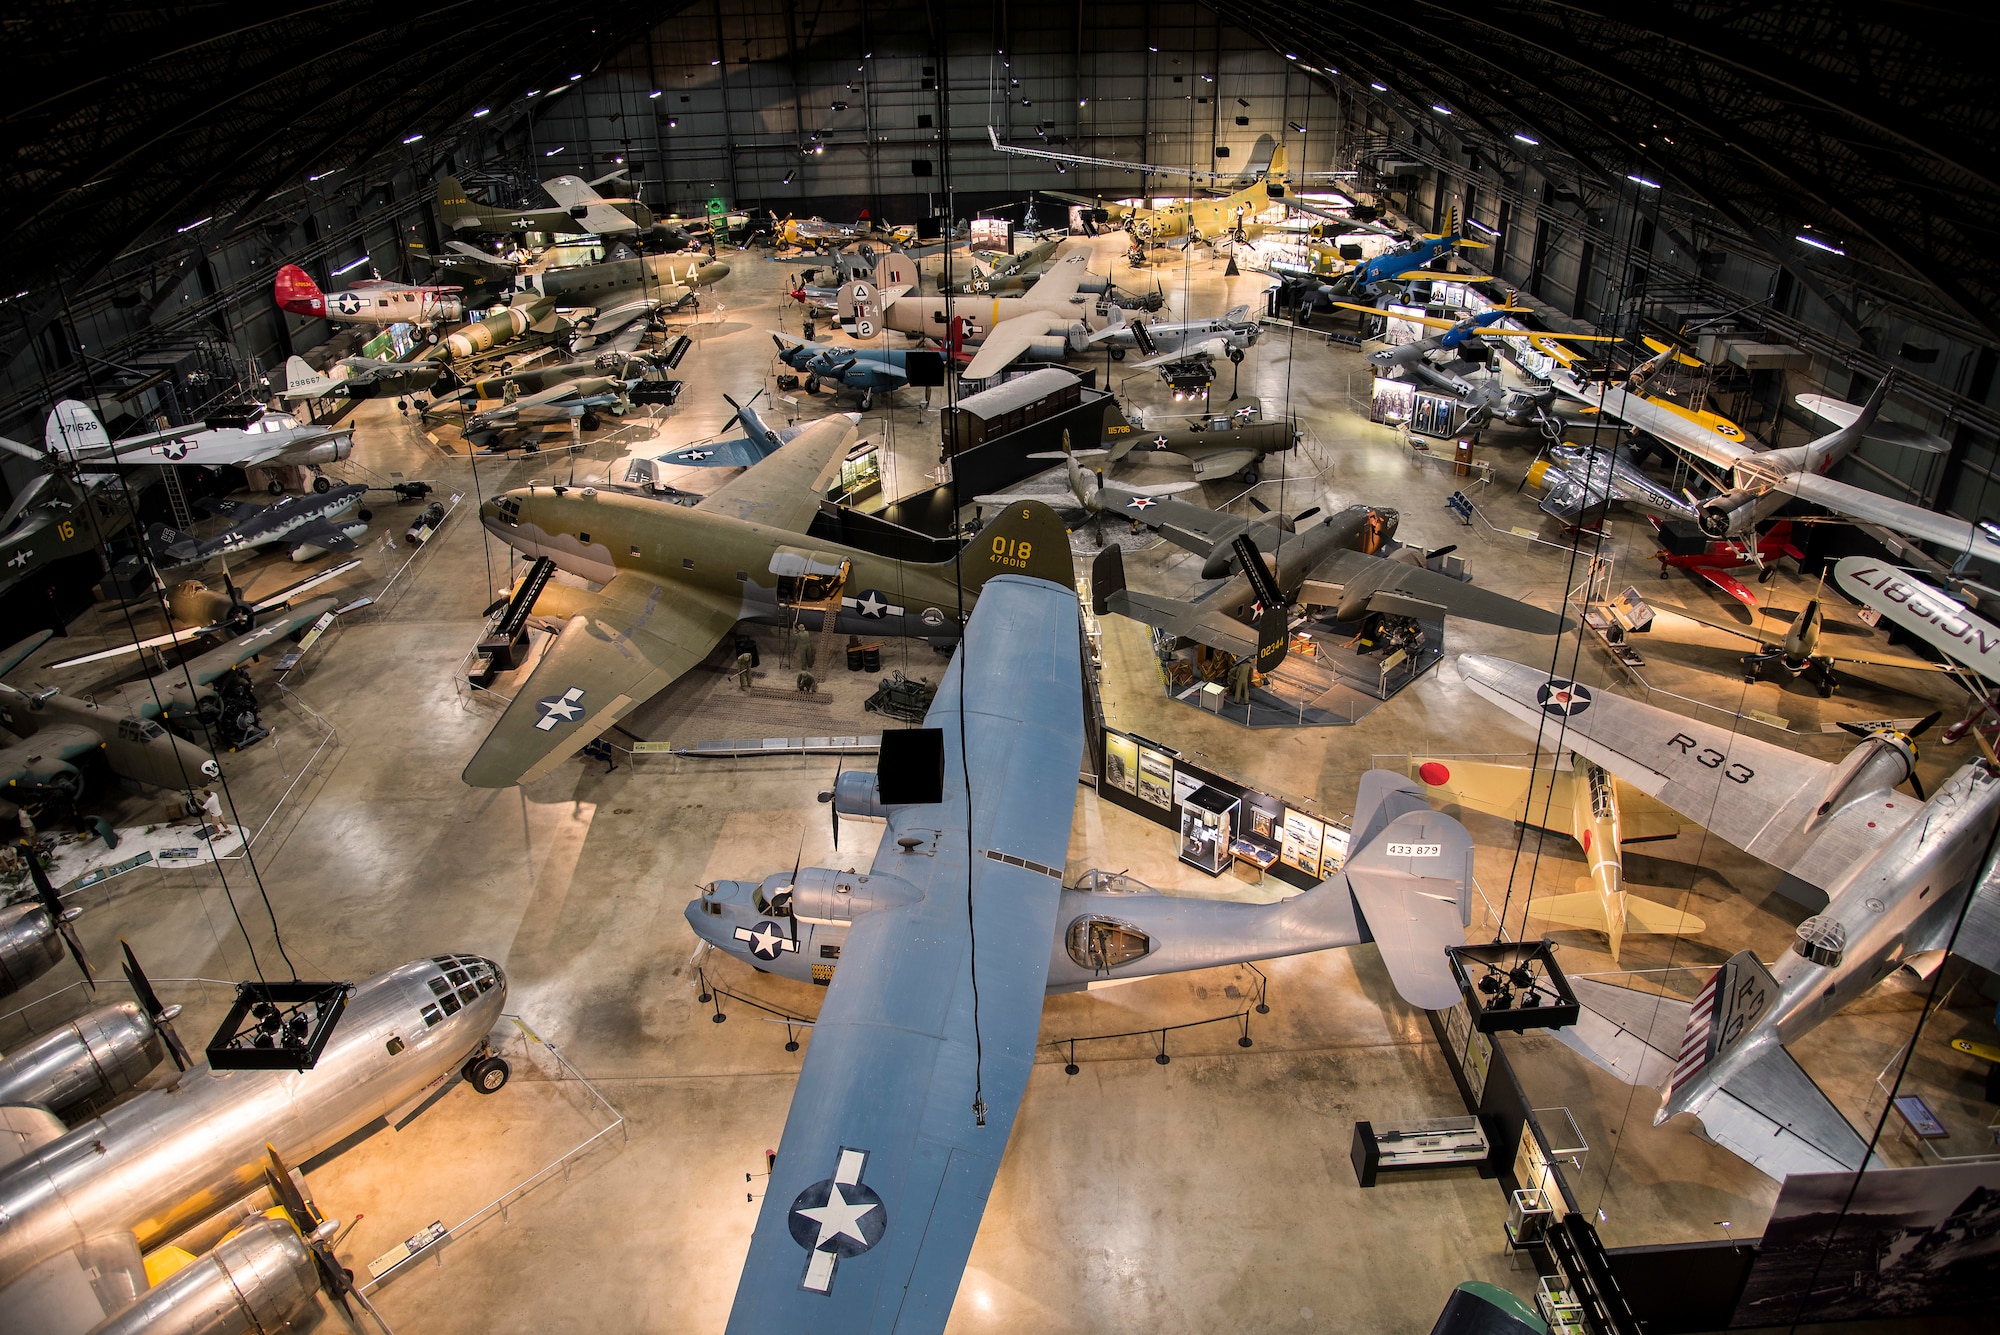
[46,399,111,458]
[1341,770,1474,1009]
[873,250,918,293]
[283,356,338,399]
[1661,949,1778,1118]
[436,175,475,220]
[953,501,1074,592]
[146,523,198,562]
[838,279,884,337]
[1223,304,1250,323]
[1265,144,1289,187]
[274,263,327,318]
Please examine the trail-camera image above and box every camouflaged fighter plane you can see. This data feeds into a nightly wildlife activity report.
[464,415,1073,787]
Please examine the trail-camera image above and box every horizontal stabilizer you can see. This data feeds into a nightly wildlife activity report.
[1557,978,1687,1089]
[1527,888,1706,939]
[1344,774,1473,1009]
[1697,1045,1872,1179]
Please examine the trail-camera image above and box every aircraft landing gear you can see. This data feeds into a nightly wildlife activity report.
[1228,346,1244,364]
[464,1050,511,1094]
[860,389,874,412]
[805,375,821,394]
[267,479,286,495]
[395,399,408,412]
[312,475,331,494]
[1240,467,1259,485]
[1109,346,1126,361]
[580,412,602,432]
[1758,565,1777,584]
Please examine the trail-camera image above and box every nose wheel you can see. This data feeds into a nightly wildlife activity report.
[464,1051,511,1094]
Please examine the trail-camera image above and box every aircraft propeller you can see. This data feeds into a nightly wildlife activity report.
[263,1143,397,1335]
[121,938,191,1069]
[1836,710,1942,800]
[820,758,843,851]
[26,852,93,987]
[720,388,767,437]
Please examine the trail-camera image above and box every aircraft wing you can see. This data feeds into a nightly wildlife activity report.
[1552,379,1745,469]
[462,571,742,787]
[1128,335,1228,370]
[1300,550,1571,634]
[726,573,1083,1333]
[654,433,785,468]
[1413,758,1576,832]
[1780,472,2000,563]
[1457,654,1914,889]
[1558,981,1867,1178]
[1655,603,1779,649]
[1183,447,1260,481]
[170,599,340,686]
[696,413,857,532]
[959,312,1071,380]
[282,517,359,553]
[1797,393,1950,454]
[1946,856,2000,974]
[1104,584,1259,658]
[1022,253,1094,303]
[1093,481,1248,552]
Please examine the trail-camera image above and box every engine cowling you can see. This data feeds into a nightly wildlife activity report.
[1025,337,1070,361]
[1696,489,1762,539]
[789,866,920,925]
[300,437,350,466]
[1807,728,1919,826]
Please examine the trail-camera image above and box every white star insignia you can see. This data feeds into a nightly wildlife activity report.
[1126,495,1159,510]
[6,550,28,568]
[855,591,887,617]
[534,686,586,731]
[796,1182,880,1249]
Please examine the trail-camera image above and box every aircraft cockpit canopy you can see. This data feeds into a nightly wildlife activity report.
[418,954,501,1029]
[1066,915,1152,973]
[754,876,795,917]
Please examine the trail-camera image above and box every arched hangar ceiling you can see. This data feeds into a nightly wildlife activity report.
[1211,1,2000,344]
[1,2,678,299]
[3,3,1993,348]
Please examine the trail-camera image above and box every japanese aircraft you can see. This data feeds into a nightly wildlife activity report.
[1458,652,2000,1179]
[1412,754,1696,962]
[462,416,1075,787]
[274,262,465,326]
[1083,406,1297,484]
[0,953,508,1334]
[0,611,327,812]
[148,484,370,565]
[45,399,353,481]
[1527,442,1699,527]
[771,331,934,409]
[1654,580,1952,695]
[836,251,1112,380]
[1085,305,1262,367]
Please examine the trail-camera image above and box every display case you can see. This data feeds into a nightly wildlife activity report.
[832,447,881,505]
[1350,1116,1492,1187]
[1535,1275,1587,1335]
[1178,785,1238,876]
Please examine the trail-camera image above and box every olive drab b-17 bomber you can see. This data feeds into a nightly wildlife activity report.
[464,411,1075,789]
[1458,653,2000,1180]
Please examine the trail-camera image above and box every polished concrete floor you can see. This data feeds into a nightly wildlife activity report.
[8,231,1997,1333]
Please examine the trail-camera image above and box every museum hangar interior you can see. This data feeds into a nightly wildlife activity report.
[2,5,1998,1334]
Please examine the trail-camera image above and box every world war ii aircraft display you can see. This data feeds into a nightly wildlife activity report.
[1653,583,1952,695]
[644,391,811,469]
[1412,754,1696,961]
[1086,305,1262,368]
[46,399,353,480]
[771,332,938,409]
[148,484,370,564]
[0,613,327,812]
[1527,442,1699,527]
[1085,407,1297,484]
[0,953,509,1333]
[463,415,1074,787]
[836,252,1110,380]
[1458,652,2000,1180]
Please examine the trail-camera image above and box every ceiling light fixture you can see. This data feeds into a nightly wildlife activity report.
[332,255,370,276]
[648,90,661,99]
[1288,121,1306,133]
[472,107,490,118]
[546,146,565,156]
[1370,82,1388,91]
[402,133,423,144]
[1796,233,1846,255]
[1467,219,1501,236]
[1627,173,1660,188]
[1513,132,1539,145]
[176,216,212,233]
[1431,104,1452,115]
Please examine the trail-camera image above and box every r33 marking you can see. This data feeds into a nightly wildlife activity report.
[1667,733,1754,784]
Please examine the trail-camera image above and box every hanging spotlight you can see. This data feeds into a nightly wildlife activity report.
[1369,82,1387,91]
[1626,173,1660,188]
[1796,233,1846,255]
[648,90,662,99]
[1513,132,1539,145]
[783,169,796,185]
[1287,121,1306,133]
[472,107,490,118]
[402,133,424,144]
